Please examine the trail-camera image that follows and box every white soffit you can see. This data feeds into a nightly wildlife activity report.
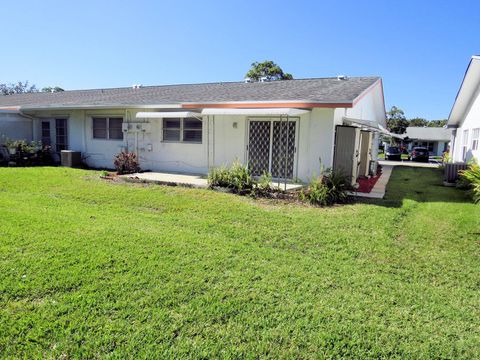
[201,108,310,116]
[136,111,201,119]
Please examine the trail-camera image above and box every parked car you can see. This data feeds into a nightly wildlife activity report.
[409,146,429,162]
[385,146,401,161]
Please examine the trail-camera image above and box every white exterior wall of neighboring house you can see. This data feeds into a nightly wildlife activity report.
[334,79,387,164]
[28,108,338,181]
[0,112,33,143]
[449,56,480,163]
[451,87,480,162]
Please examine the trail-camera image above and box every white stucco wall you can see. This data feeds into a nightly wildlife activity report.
[451,86,480,162]
[0,113,33,143]
[26,90,388,182]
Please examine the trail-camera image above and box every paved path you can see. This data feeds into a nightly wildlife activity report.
[351,165,394,199]
[121,172,303,191]
[378,160,440,168]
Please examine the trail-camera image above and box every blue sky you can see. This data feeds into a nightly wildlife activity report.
[1,0,479,119]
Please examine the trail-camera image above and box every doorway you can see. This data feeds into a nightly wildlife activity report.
[247,118,297,179]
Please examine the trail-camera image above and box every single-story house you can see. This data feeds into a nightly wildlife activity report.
[0,76,387,183]
[448,55,480,163]
[403,126,451,156]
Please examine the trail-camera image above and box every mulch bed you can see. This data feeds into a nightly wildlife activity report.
[356,167,383,193]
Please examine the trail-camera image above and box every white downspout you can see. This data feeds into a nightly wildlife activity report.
[18,111,36,142]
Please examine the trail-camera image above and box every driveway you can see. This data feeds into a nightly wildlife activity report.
[378,160,440,168]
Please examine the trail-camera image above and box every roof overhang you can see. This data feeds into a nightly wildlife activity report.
[343,117,404,139]
[182,100,352,109]
[18,104,183,111]
[448,56,480,127]
[201,108,310,116]
[136,111,201,119]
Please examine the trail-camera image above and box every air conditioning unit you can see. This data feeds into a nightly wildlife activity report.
[61,150,82,168]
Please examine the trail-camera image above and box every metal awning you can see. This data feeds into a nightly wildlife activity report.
[136,111,201,119]
[201,108,310,116]
[343,117,404,139]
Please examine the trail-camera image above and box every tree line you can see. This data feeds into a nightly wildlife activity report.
[387,106,447,134]
[0,81,64,96]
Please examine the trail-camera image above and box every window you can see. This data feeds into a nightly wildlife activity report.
[462,129,469,160]
[471,128,479,151]
[163,117,202,143]
[92,117,123,140]
[183,118,202,142]
[55,118,68,152]
[41,121,51,146]
[163,118,181,141]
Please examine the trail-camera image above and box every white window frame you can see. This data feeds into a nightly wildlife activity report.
[92,116,124,141]
[162,117,202,143]
[471,128,479,151]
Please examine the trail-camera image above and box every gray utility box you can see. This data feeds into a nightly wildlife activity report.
[443,162,467,185]
[61,150,82,168]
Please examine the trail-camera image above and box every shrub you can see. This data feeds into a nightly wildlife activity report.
[114,151,140,175]
[301,169,353,206]
[208,161,255,193]
[459,162,480,204]
[300,177,330,206]
[257,172,272,192]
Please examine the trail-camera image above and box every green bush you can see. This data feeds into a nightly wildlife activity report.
[257,171,272,194]
[459,162,480,204]
[301,169,353,206]
[113,151,140,175]
[208,161,255,193]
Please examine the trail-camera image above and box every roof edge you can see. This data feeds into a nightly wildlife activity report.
[447,56,480,126]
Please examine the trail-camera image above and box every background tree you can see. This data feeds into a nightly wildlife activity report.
[427,119,447,127]
[387,106,409,134]
[245,60,293,82]
[41,86,65,93]
[0,81,38,95]
[408,117,428,127]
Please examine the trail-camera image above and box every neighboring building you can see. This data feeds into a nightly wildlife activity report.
[0,76,387,183]
[404,126,451,156]
[448,55,480,163]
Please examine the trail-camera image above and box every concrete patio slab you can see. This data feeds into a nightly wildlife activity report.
[121,172,304,191]
[122,172,208,188]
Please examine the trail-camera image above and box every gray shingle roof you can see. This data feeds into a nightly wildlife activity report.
[404,127,452,141]
[0,77,380,109]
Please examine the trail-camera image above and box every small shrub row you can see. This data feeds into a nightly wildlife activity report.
[1,139,54,166]
[208,161,266,195]
[208,161,353,206]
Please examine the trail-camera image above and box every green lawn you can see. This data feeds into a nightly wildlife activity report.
[0,167,479,358]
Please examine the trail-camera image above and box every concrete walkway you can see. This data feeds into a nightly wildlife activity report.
[351,165,394,199]
[378,160,440,168]
[121,171,304,191]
